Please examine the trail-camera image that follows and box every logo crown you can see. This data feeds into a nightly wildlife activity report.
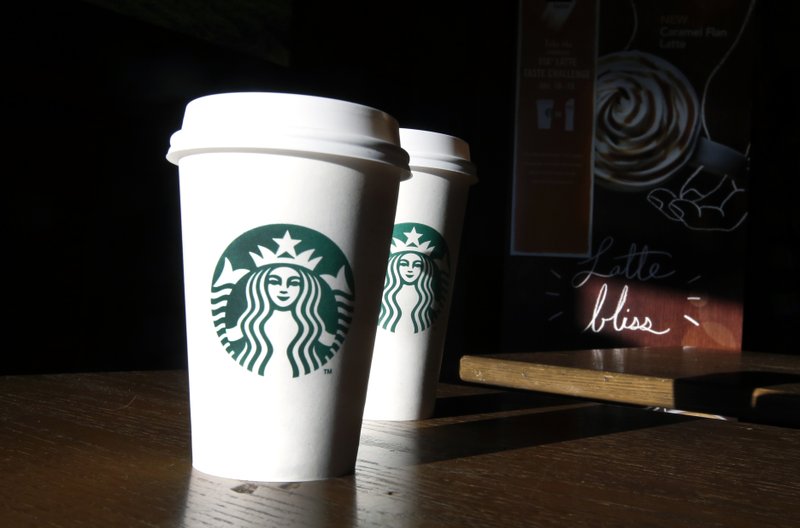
[390,227,435,256]
[249,230,322,271]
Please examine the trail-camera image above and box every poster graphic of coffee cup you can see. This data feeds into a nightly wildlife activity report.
[507,0,756,351]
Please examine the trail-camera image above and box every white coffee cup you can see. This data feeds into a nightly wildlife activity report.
[166,92,409,481]
[363,128,477,421]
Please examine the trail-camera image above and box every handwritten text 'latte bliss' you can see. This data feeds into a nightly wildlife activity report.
[573,237,674,336]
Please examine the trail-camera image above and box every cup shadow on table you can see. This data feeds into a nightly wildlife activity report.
[432,388,582,418]
[361,388,698,468]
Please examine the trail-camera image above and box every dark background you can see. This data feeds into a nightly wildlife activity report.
[5,0,798,377]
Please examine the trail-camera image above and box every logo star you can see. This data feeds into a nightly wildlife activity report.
[273,230,301,257]
[403,227,423,246]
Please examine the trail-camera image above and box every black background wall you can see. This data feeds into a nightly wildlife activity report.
[5,1,798,377]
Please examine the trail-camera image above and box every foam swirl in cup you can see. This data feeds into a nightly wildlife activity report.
[595,51,699,190]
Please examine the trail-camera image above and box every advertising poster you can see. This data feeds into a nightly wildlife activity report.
[506,0,757,351]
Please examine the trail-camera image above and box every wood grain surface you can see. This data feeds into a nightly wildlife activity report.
[460,347,800,421]
[2,370,799,527]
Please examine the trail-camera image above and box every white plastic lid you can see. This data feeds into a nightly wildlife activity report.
[166,92,410,170]
[399,128,478,183]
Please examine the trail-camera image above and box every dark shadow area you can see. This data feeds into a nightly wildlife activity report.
[6,1,305,375]
[366,403,697,468]
[674,371,800,428]
[747,391,800,429]
[742,1,800,357]
[432,386,586,419]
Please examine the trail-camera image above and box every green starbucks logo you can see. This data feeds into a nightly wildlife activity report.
[378,223,449,334]
[211,224,354,377]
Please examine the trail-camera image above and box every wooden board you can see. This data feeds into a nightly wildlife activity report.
[460,347,800,423]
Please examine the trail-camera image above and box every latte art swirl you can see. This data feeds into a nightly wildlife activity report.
[595,51,699,189]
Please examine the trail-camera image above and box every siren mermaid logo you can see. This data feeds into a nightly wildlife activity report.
[210,224,354,378]
[378,223,449,334]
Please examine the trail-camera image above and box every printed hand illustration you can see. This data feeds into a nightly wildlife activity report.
[647,168,747,232]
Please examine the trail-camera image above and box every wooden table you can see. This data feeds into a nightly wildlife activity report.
[2,370,799,527]
[460,347,800,426]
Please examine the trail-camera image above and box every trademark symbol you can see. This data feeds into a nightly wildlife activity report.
[324,368,333,374]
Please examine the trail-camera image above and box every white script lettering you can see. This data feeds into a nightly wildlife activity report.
[584,283,671,335]
[572,236,675,288]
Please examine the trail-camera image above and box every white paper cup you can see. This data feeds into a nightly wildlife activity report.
[363,128,477,421]
[166,92,409,481]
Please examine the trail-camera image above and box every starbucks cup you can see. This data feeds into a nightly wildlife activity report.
[363,128,477,421]
[166,92,409,481]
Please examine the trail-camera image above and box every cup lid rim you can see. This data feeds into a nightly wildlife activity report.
[166,92,409,169]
